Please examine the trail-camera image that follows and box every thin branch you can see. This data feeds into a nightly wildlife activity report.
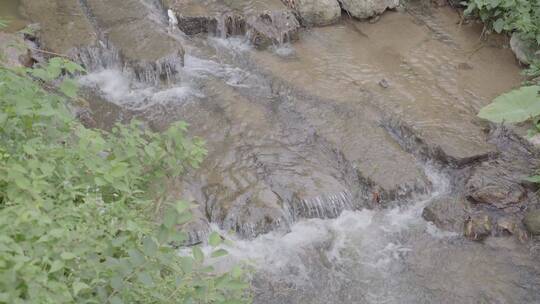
[28,47,70,58]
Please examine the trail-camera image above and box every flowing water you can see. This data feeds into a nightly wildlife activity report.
[5,1,540,302]
[73,6,540,303]
[214,169,540,303]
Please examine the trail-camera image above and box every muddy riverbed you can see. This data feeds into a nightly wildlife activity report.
[5,0,540,302]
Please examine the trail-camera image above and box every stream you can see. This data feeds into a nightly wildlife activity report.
[5,0,540,302]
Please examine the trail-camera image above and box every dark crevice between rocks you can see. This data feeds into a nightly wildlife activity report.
[419,125,540,242]
[381,116,495,169]
[165,1,300,49]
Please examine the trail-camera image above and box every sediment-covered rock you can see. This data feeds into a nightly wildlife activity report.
[338,0,400,19]
[510,33,540,65]
[495,216,528,242]
[282,0,342,26]
[523,210,540,235]
[19,0,97,55]
[464,213,493,241]
[422,196,470,232]
[466,166,527,209]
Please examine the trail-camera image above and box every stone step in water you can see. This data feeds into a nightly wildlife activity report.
[21,0,185,84]
[164,0,300,48]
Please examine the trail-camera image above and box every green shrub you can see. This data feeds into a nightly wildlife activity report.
[464,0,540,44]
[0,57,249,303]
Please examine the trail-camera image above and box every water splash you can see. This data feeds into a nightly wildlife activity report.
[288,191,354,221]
[79,69,202,111]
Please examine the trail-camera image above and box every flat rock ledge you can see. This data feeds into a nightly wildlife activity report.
[20,0,185,84]
[165,0,300,48]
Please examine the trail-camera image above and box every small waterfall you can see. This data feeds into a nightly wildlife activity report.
[171,8,299,48]
[225,216,290,240]
[215,13,247,38]
[74,0,185,85]
[288,191,355,221]
[245,11,299,46]
[75,43,184,85]
[76,43,122,71]
[128,53,185,85]
[186,226,210,246]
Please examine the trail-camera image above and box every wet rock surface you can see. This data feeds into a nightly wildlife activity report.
[338,0,400,19]
[464,212,493,241]
[510,33,540,65]
[21,0,185,84]
[165,0,300,47]
[422,196,470,232]
[466,166,527,208]
[282,0,342,26]
[19,0,97,55]
[523,210,540,235]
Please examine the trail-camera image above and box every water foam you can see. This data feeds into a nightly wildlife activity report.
[79,68,203,111]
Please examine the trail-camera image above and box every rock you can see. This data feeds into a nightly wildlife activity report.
[378,78,390,88]
[431,0,447,7]
[83,0,185,83]
[422,197,470,232]
[22,0,185,84]
[338,0,399,19]
[464,213,493,241]
[0,33,33,68]
[166,0,300,47]
[20,0,97,55]
[495,216,529,242]
[523,210,540,235]
[466,166,527,209]
[527,134,540,148]
[510,33,540,65]
[282,0,342,26]
[204,181,289,239]
[246,11,300,47]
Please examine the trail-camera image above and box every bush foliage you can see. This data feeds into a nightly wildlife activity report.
[0,55,249,303]
[464,0,540,44]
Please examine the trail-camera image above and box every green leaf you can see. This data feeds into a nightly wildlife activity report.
[493,18,505,33]
[60,79,79,98]
[128,249,145,266]
[211,249,228,258]
[110,276,124,291]
[49,260,64,273]
[192,246,204,263]
[525,175,540,183]
[209,232,222,247]
[231,265,242,279]
[163,211,177,229]
[175,200,190,213]
[60,252,77,260]
[73,281,90,296]
[64,61,86,74]
[109,296,124,304]
[137,272,154,286]
[142,237,157,256]
[478,86,540,123]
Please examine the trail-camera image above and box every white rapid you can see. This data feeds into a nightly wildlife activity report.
[191,168,540,303]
